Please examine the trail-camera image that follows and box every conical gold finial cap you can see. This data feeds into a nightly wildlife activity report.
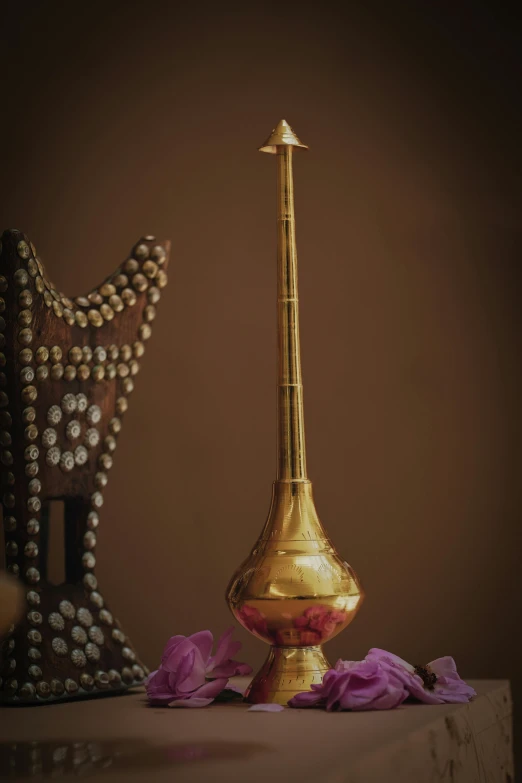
[259,119,308,154]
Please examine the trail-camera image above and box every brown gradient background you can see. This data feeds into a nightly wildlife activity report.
[2,0,522,749]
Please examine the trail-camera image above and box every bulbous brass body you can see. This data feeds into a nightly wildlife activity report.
[227,480,363,704]
[226,122,364,704]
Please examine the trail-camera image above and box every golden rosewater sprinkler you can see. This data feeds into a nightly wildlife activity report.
[226,120,364,704]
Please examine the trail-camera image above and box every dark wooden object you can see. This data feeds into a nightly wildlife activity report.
[0,229,169,703]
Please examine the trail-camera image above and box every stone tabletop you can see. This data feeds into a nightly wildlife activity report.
[0,680,513,783]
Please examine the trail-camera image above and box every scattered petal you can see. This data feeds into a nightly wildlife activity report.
[248,703,285,712]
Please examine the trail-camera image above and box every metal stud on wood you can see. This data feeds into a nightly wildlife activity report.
[0,229,170,704]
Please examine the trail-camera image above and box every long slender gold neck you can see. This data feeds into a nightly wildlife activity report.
[256,119,308,482]
[275,144,307,481]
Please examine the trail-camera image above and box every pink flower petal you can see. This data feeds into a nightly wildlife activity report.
[364,650,419,691]
[366,648,415,674]
[162,638,193,672]
[176,649,207,694]
[353,683,407,711]
[161,635,185,664]
[211,660,253,678]
[166,678,228,707]
[145,668,160,687]
[427,656,459,680]
[210,627,236,668]
[187,630,214,666]
[208,630,238,670]
[207,627,253,678]
[334,659,360,673]
[248,703,285,712]
[288,690,325,708]
[224,640,242,659]
[191,677,229,701]
[163,638,207,693]
[147,668,180,704]
[325,675,352,711]
[338,664,387,708]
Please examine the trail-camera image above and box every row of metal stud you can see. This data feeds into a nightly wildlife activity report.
[15,237,167,328]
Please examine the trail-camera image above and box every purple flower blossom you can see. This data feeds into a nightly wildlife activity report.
[289,659,408,711]
[366,648,477,705]
[146,628,252,707]
[289,650,476,711]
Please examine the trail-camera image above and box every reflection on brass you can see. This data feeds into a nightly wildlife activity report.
[0,738,267,778]
[226,120,364,705]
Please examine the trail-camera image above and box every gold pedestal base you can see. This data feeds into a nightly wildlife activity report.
[244,646,331,705]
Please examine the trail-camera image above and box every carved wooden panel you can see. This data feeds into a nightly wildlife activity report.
[0,229,170,703]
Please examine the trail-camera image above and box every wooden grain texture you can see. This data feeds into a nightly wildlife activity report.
[0,229,170,704]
